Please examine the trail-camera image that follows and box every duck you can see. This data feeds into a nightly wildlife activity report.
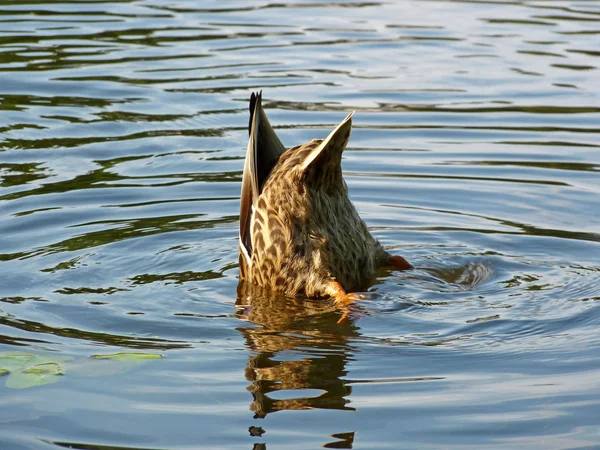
[239,91,412,306]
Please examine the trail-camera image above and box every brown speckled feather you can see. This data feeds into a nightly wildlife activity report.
[239,91,405,299]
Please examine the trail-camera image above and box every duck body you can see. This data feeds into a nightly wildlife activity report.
[239,92,410,302]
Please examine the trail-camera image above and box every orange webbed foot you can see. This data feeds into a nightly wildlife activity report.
[389,255,413,271]
[325,281,366,324]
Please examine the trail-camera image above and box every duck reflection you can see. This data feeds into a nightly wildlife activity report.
[235,281,361,420]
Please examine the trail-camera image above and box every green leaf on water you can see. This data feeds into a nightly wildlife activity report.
[0,351,162,388]
[69,352,163,377]
[91,352,163,361]
[22,362,65,375]
[6,362,65,389]
[0,352,73,389]
[66,353,160,377]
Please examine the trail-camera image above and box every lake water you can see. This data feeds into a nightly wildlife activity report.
[1,0,599,448]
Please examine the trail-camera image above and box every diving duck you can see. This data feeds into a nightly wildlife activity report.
[239,91,412,305]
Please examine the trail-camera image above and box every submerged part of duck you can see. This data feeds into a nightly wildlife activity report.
[239,91,411,305]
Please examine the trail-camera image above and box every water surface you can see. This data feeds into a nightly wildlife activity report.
[1,0,599,449]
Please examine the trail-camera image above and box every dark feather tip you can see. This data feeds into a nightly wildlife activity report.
[249,92,258,136]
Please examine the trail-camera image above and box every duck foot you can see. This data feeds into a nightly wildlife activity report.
[325,281,366,324]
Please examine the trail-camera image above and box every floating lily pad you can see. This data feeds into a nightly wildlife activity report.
[6,362,66,389]
[22,362,65,375]
[0,351,162,388]
[0,352,73,389]
[91,352,163,361]
[67,352,163,377]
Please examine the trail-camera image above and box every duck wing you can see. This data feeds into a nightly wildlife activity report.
[239,91,286,271]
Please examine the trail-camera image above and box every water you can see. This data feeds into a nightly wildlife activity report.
[1,0,599,448]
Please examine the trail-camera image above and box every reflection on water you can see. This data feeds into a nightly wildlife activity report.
[1,0,600,448]
[236,282,357,420]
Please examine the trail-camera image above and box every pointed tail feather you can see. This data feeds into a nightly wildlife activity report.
[239,91,286,270]
[300,111,354,172]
